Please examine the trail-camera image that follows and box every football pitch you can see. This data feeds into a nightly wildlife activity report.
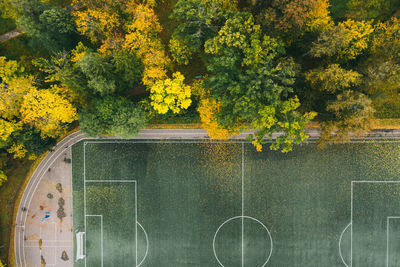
[72,140,400,267]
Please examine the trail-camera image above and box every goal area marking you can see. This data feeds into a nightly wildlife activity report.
[83,142,138,267]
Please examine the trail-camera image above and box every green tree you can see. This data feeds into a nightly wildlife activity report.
[79,96,146,138]
[77,52,116,95]
[111,49,144,89]
[205,13,316,152]
[14,0,77,52]
[171,0,237,53]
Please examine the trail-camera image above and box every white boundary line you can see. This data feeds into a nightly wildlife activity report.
[84,142,87,267]
[386,216,400,267]
[85,215,103,267]
[85,180,136,182]
[351,181,400,267]
[79,139,400,144]
[241,143,244,267]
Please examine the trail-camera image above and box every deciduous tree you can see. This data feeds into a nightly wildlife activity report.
[20,88,77,138]
[310,19,374,61]
[305,64,362,93]
[205,13,316,152]
[319,90,374,146]
[171,0,237,52]
[79,96,146,137]
[150,72,192,114]
[124,4,170,86]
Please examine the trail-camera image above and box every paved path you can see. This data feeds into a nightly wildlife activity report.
[0,29,23,43]
[14,128,400,266]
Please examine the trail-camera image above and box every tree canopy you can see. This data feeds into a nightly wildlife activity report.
[204,13,316,151]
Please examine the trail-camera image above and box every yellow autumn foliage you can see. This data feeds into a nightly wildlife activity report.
[20,89,78,138]
[0,119,20,141]
[0,56,24,82]
[198,97,237,140]
[7,143,28,159]
[0,170,7,187]
[194,80,238,140]
[0,76,34,120]
[124,4,170,86]
[150,72,191,114]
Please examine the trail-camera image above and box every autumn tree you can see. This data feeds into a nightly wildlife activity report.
[19,88,77,138]
[319,90,374,146]
[305,64,362,93]
[268,0,331,33]
[150,72,191,114]
[0,57,76,158]
[71,0,127,53]
[205,13,316,152]
[169,38,192,65]
[79,96,146,137]
[124,3,170,86]
[360,18,400,118]
[310,19,374,61]
[193,80,238,139]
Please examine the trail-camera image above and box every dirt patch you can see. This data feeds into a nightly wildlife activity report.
[41,255,46,267]
[61,250,69,261]
[57,197,66,220]
[56,183,63,193]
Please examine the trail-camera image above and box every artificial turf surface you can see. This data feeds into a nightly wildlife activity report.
[72,140,400,267]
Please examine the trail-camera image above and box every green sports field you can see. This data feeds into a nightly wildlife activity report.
[72,140,400,267]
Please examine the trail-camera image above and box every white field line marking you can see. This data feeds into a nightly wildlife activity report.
[353,181,400,183]
[84,142,87,267]
[339,223,351,267]
[85,180,136,182]
[351,182,353,267]
[386,216,400,267]
[241,142,244,267]
[213,216,273,267]
[86,215,103,267]
[137,222,149,267]
[135,179,138,267]
[351,181,400,267]
[18,131,84,267]
[83,139,400,145]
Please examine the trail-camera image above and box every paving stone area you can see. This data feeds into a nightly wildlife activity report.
[23,149,73,267]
